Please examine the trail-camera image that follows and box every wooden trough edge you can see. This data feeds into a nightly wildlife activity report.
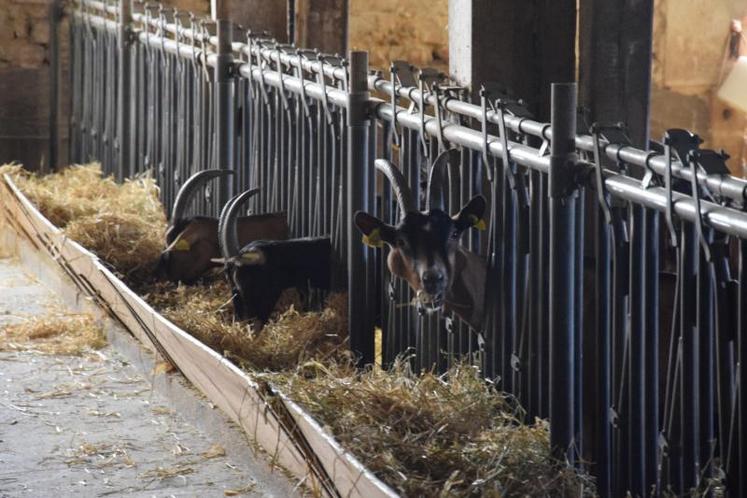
[0,174,399,498]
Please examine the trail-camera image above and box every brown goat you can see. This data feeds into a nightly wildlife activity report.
[156,170,288,283]
[355,151,488,329]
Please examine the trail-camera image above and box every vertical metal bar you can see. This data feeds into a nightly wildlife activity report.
[48,0,62,173]
[643,209,660,495]
[347,51,373,365]
[117,0,132,181]
[738,238,747,498]
[629,204,646,494]
[548,82,578,463]
[215,6,234,206]
[681,224,700,491]
[594,197,613,496]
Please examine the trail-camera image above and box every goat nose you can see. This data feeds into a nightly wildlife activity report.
[422,270,444,288]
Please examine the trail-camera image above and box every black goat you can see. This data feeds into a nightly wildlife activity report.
[218,189,332,326]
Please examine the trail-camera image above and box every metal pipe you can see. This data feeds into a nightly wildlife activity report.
[117,0,132,181]
[214,8,234,207]
[347,51,373,365]
[368,75,747,204]
[48,0,62,173]
[548,82,578,463]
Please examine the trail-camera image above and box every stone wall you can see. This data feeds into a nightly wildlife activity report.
[651,0,747,175]
[0,0,52,69]
[348,0,449,72]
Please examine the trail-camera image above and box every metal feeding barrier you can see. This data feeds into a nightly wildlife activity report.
[69,1,747,496]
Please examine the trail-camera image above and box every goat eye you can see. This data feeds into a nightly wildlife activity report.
[450,229,460,239]
[396,237,407,249]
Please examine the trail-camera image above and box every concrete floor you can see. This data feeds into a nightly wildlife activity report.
[0,258,300,498]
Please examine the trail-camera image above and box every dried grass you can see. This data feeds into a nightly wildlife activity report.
[141,280,350,372]
[2,162,595,497]
[0,163,166,280]
[0,312,106,355]
[270,361,595,497]
[65,441,135,468]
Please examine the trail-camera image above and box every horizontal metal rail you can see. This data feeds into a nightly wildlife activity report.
[72,7,747,240]
[371,97,747,239]
[75,0,747,203]
[368,75,747,203]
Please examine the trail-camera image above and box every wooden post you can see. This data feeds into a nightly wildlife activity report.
[211,0,287,41]
[448,0,576,120]
[578,0,655,148]
[295,0,348,54]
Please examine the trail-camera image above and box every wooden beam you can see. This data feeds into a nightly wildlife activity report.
[295,0,348,55]
[578,0,655,147]
[211,0,288,41]
[448,0,576,120]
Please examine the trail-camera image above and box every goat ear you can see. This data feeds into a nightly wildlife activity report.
[354,211,396,248]
[453,195,488,232]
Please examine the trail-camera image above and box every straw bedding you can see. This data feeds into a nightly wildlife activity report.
[1,163,596,496]
[1,311,106,355]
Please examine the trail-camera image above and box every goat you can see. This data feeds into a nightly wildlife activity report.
[218,188,332,326]
[354,150,488,329]
[155,169,289,283]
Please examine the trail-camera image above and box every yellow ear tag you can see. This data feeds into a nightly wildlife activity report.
[469,215,487,231]
[173,239,191,251]
[362,228,384,248]
[240,251,263,264]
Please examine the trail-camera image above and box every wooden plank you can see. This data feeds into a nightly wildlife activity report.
[295,0,347,54]
[578,0,654,147]
[279,394,400,498]
[448,0,575,120]
[1,174,399,498]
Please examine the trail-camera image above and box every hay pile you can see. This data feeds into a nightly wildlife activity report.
[141,280,350,372]
[0,163,166,280]
[1,312,106,355]
[3,163,595,496]
[271,361,594,497]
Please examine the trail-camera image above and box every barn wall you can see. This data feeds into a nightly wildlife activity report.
[0,0,63,171]
[348,0,449,72]
[651,0,747,175]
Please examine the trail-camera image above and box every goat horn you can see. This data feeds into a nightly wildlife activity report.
[219,188,261,260]
[375,159,416,221]
[171,169,234,224]
[426,149,459,212]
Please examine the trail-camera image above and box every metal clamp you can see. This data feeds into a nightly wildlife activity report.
[317,55,342,125]
[663,129,703,248]
[479,85,495,182]
[590,123,618,224]
[274,44,294,116]
[417,68,443,156]
[433,85,448,152]
[255,38,276,111]
[688,149,728,262]
[295,49,317,121]
[198,20,215,83]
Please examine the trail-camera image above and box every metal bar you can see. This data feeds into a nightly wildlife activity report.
[548,82,578,463]
[368,76,747,204]
[347,51,373,365]
[48,0,62,173]
[215,11,234,207]
[117,0,132,181]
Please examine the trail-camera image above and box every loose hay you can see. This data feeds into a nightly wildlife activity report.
[1,312,106,355]
[3,162,596,497]
[142,279,350,372]
[270,361,595,497]
[1,163,166,280]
